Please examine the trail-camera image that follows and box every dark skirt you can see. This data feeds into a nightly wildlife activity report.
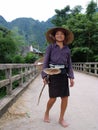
[48,74,69,98]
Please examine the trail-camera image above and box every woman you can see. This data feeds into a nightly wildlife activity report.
[41,27,74,127]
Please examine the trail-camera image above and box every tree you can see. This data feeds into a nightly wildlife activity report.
[86,0,97,20]
[71,5,83,15]
[52,6,71,26]
[0,27,18,63]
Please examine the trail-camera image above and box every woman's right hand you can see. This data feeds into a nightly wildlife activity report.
[43,77,48,85]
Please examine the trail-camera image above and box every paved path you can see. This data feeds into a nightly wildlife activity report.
[0,71,98,130]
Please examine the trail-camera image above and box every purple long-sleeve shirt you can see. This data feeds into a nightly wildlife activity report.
[41,43,74,79]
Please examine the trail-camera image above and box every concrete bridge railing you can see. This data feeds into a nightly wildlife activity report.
[0,64,40,117]
[0,64,39,95]
[73,62,98,77]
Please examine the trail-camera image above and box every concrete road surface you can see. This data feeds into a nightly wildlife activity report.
[0,71,98,130]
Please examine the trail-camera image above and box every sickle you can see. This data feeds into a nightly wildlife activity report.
[37,83,46,105]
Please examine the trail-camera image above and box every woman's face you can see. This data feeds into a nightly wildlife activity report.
[55,31,65,42]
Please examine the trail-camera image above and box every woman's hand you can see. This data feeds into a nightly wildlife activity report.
[70,78,74,87]
[43,77,49,85]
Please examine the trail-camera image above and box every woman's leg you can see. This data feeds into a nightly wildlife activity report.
[59,96,69,127]
[44,98,56,122]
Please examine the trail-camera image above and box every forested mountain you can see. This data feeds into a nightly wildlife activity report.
[0,15,54,48]
[0,16,9,27]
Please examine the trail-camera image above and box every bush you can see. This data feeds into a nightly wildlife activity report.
[12,54,25,63]
[24,52,38,63]
[94,55,98,62]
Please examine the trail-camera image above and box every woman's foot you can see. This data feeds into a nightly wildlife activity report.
[59,119,69,127]
[43,112,50,123]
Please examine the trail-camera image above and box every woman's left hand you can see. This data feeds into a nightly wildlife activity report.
[70,79,74,87]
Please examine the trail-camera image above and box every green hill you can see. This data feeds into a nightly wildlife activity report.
[0,15,54,48]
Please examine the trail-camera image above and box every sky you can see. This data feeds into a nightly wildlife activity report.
[0,0,96,22]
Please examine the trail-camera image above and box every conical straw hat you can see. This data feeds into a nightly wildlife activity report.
[46,27,74,44]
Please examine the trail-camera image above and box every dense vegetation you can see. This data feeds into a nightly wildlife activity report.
[52,0,98,62]
[0,26,39,63]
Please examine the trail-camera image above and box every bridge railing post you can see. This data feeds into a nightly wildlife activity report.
[83,63,86,72]
[19,67,23,87]
[5,68,12,95]
[94,64,97,75]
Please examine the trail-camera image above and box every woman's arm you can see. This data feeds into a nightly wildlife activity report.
[67,49,74,79]
[41,45,52,79]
